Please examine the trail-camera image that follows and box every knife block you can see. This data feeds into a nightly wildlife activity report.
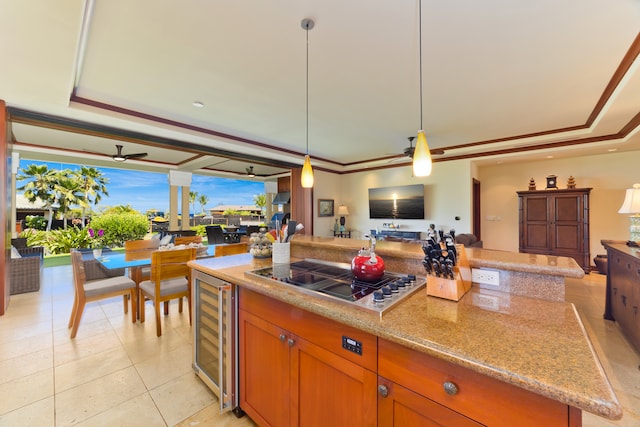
[426,244,472,301]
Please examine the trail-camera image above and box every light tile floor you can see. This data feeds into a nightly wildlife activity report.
[0,266,638,426]
[0,265,256,426]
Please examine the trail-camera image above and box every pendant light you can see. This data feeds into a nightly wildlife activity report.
[300,18,315,188]
[413,0,433,177]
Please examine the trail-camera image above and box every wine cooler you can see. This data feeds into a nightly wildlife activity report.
[192,270,238,413]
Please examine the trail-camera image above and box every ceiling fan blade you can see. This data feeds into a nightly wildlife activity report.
[124,152,148,159]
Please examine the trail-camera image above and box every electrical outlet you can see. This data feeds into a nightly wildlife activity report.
[471,268,500,286]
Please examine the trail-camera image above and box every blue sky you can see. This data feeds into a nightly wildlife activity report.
[17,160,266,214]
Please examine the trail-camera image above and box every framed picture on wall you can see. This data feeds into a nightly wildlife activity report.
[318,199,334,217]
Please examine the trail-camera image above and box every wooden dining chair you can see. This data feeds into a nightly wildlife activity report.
[124,238,160,281]
[138,247,196,336]
[68,250,137,338]
[174,236,202,245]
[124,238,161,252]
[214,242,249,257]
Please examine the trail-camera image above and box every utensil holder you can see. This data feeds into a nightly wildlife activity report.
[272,242,290,264]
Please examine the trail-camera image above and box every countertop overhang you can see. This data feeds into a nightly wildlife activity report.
[188,245,620,420]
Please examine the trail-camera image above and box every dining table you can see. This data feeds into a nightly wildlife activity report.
[96,244,215,271]
[95,244,216,318]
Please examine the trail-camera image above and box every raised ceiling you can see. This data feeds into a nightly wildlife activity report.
[2,0,639,179]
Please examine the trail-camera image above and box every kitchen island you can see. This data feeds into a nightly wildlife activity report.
[188,237,621,426]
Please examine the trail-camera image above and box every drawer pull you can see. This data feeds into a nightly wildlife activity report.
[443,381,459,396]
[287,338,295,347]
[279,334,286,342]
[377,384,389,398]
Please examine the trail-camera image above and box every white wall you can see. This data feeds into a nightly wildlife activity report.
[478,151,640,261]
[311,150,638,267]
[312,160,474,240]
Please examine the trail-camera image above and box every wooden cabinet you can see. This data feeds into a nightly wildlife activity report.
[239,288,377,427]
[377,377,482,426]
[517,188,591,271]
[378,338,580,427]
[603,242,640,353]
[238,288,581,426]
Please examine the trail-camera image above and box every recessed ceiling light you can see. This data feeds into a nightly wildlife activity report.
[546,155,554,159]
[608,148,617,152]
[192,101,204,107]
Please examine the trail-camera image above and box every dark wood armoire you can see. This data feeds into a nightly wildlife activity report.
[517,188,592,272]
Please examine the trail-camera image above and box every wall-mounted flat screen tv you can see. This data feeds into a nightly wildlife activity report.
[368,184,425,219]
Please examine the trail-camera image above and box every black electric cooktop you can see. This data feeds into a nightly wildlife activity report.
[246,259,426,316]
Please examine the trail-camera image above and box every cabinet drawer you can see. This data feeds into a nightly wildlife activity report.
[378,338,573,427]
[239,287,377,371]
[610,254,640,348]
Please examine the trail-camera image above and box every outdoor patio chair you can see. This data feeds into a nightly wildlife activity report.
[138,247,196,337]
[9,244,44,294]
[205,225,228,244]
[68,250,137,338]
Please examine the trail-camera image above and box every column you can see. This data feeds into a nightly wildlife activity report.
[169,185,179,231]
[11,152,19,238]
[181,184,190,231]
[168,171,192,232]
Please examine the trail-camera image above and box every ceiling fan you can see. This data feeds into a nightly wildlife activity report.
[244,165,274,178]
[111,144,148,162]
[389,137,444,163]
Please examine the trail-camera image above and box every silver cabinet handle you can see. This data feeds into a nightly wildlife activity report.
[287,338,295,347]
[279,334,286,342]
[443,381,459,396]
[377,384,389,398]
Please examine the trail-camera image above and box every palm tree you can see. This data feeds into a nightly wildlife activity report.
[75,166,109,226]
[52,170,84,229]
[189,191,198,216]
[198,194,209,215]
[254,193,267,219]
[17,164,58,231]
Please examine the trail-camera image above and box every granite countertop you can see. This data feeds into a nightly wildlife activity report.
[188,253,621,421]
[289,236,585,279]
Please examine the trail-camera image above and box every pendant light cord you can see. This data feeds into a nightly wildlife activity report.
[306,23,309,155]
[419,0,423,130]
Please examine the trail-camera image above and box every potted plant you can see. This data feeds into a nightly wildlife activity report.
[88,228,105,258]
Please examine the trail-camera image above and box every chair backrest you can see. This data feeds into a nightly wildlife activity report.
[75,248,125,279]
[205,225,226,244]
[174,236,203,246]
[150,248,196,282]
[125,239,161,252]
[214,242,248,257]
[70,251,88,297]
[11,237,28,249]
[246,225,261,235]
